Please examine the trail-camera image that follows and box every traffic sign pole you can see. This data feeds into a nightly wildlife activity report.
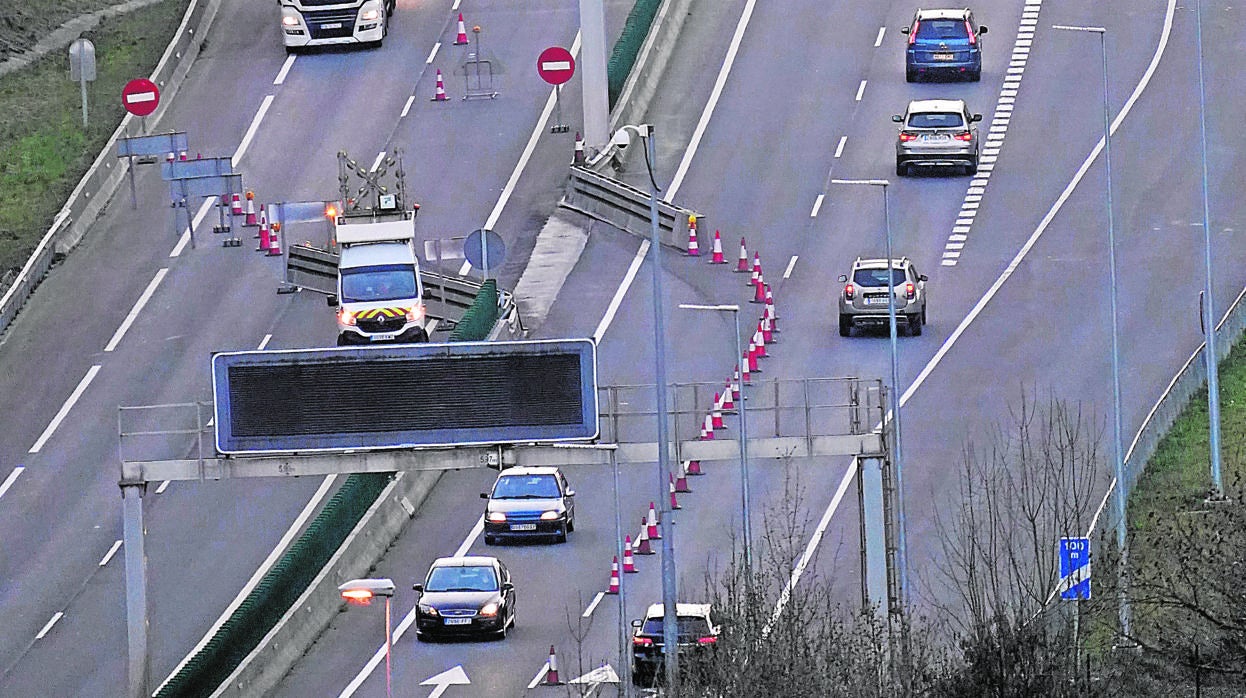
[537,46,575,134]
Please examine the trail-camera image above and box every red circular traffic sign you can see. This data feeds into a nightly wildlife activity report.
[121,78,160,117]
[536,46,575,85]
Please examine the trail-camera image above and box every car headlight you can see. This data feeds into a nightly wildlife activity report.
[539,509,563,521]
[360,0,382,21]
[487,511,506,523]
[281,13,301,27]
[405,305,424,323]
[418,604,438,616]
[479,602,499,617]
[337,308,356,326]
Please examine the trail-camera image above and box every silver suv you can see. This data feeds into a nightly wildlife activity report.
[893,98,982,176]
[838,257,927,337]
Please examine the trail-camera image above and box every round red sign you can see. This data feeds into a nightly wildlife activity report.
[121,78,160,117]
[536,46,575,86]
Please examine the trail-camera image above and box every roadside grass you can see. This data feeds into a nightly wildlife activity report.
[0,0,189,281]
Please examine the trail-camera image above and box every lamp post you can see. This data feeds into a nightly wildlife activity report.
[1053,23,1131,641]
[610,123,680,689]
[339,578,396,698]
[679,303,751,569]
[830,179,908,611]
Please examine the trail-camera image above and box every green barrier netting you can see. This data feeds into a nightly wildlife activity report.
[158,283,500,696]
[607,0,661,108]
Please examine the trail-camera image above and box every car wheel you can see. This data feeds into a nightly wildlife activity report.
[906,68,917,83]
[484,534,497,546]
[922,306,928,325]
[335,334,352,346]
[555,524,568,544]
[415,631,428,643]
[909,315,923,336]
[566,516,575,533]
[839,315,852,337]
[969,67,982,81]
[966,159,978,176]
[896,161,908,177]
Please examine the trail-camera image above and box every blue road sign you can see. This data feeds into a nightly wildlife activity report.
[1059,537,1091,600]
[464,228,505,270]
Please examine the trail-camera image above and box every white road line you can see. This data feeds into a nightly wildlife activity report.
[783,255,798,279]
[370,151,386,172]
[169,198,215,257]
[854,80,867,101]
[593,241,650,342]
[29,365,101,453]
[158,475,339,693]
[105,269,168,352]
[232,94,274,168]
[810,194,824,217]
[834,135,847,158]
[155,480,171,494]
[0,466,24,500]
[666,0,756,200]
[257,333,273,350]
[35,612,63,640]
[426,42,440,64]
[451,0,460,9]
[99,540,123,567]
[528,662,551,689]
[273,55,296,85]
[582,591,606,618]
[401,95,414,118]
[874,27,886,47]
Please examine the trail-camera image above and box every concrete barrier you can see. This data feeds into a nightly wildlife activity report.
[609,0,698,140]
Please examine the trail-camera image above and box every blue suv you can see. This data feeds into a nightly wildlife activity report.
[902,8,987,82]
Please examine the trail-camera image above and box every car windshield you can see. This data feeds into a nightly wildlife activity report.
[425,565,498,592]
[908,112,964,129]
[915,19,969,40]
[640,615,713,639]
[492,474,560,499]
[853,268,906,288]
[341,264,418,303]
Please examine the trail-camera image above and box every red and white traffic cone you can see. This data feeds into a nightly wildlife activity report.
[230,192,243,216]
[257,208,270,249]
[741,353,753,383]
[735,237,749,272]
[607,556,621,594]
[754,324,768,358]
[766,285,779,333]
[573,132,585,165]
[623,536,638,573]
[636,517,654,554]
[669,474,682,510]
[701,413,715,440]
[686,215,699,256]
[721,385,736,413]
[674,460,692,492]
[746,342,760,374]
[712,397,725,430]
[709,230,726,264]
[731,368,742,401]
[750,252,762,287]
[165,151,175,164]
[431,69,449,101]
[244,191,258,226]
[544,645,564,685]
[753,273,767,303]
[686,459,703,476]
[647,502,661,540]
[267,221,282,256]
[454,12,469,44]
[178,150,188,161]
[762,312,774,344]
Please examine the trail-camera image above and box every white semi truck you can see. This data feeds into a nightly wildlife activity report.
[327,209,429,346]
[279,0,395,51]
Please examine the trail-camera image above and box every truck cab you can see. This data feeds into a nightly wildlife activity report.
[328,211,429,346]
[279,0,395,51]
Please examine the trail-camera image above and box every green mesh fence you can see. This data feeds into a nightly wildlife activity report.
[158,282,501,696]
[607,0,661,108]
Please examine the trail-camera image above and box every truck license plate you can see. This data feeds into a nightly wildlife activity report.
[510,523,538,531]
[370,333,397,341]
[321,22,343,29]
[444,618,472,626]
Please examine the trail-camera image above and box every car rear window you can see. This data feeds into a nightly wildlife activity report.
[853,268,906,288]
[640,615,713,638]
[915,19,969,40]
[908,112,964,129]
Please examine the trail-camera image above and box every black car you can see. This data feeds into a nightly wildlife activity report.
[481,466,576,544]
[412,556,515,640]
[631,603,720,686]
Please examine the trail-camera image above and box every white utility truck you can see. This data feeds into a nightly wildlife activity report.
[279,0,395,51]
[327,207,428,346]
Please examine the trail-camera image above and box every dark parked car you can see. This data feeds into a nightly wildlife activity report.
[481,466,576,544]
[412,556,515,640]
[902,7,987,82]
[631,603,720,686]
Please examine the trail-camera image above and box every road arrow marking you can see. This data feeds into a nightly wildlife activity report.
[420,665,470,698]
[569,664,619,686]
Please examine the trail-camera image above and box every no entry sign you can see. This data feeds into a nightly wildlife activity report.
[121,78,160,117]
[536,46,575,85]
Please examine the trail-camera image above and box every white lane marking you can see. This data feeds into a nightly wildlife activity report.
[104,269,168,352]
[451,0,460,9]
[158,475,339,693]
[810,194,824,217]
[155,480,171,494]
[232,94,274,167]
[764,458,858,636]
[341,515,485,697]
[426,42,440,64]
[29,365,101,453]
[370,151,386,172]
[460,33,583,274]
[528,663,550,689]
[666,0,756,200]
[593,241,650,342]
[274,54,296,85]
[257,333,273,350]
[35,612,63,640]
[854,80,867,101]
[834,135,847,158]
[170,194,217,257]
[0,466,24,500]
[99,540,123,566]
[582,590,606,618]
[401,95,415,118]
[783,256,799,279]
[874,27,886,47]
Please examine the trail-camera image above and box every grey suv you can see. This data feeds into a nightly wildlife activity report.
[893,99,982,176]
[838,257,927,336]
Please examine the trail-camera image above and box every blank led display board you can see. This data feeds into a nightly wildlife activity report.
[212,339,598,454]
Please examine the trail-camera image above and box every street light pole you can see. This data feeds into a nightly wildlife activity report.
[1054,23,1131,642]
[338,578,396,698]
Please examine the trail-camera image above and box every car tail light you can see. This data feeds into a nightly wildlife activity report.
[633,637,653,646]
[899,132,919,142]
[905,283,916,300]
[844,283,855,300]
[965,20,976,45]
[697,636,718,645]
[909,20,919,44]
[953,131,973,142]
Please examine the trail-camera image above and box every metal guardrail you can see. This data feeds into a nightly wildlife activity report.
[284,243,337,295]
[561,166,701,251]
